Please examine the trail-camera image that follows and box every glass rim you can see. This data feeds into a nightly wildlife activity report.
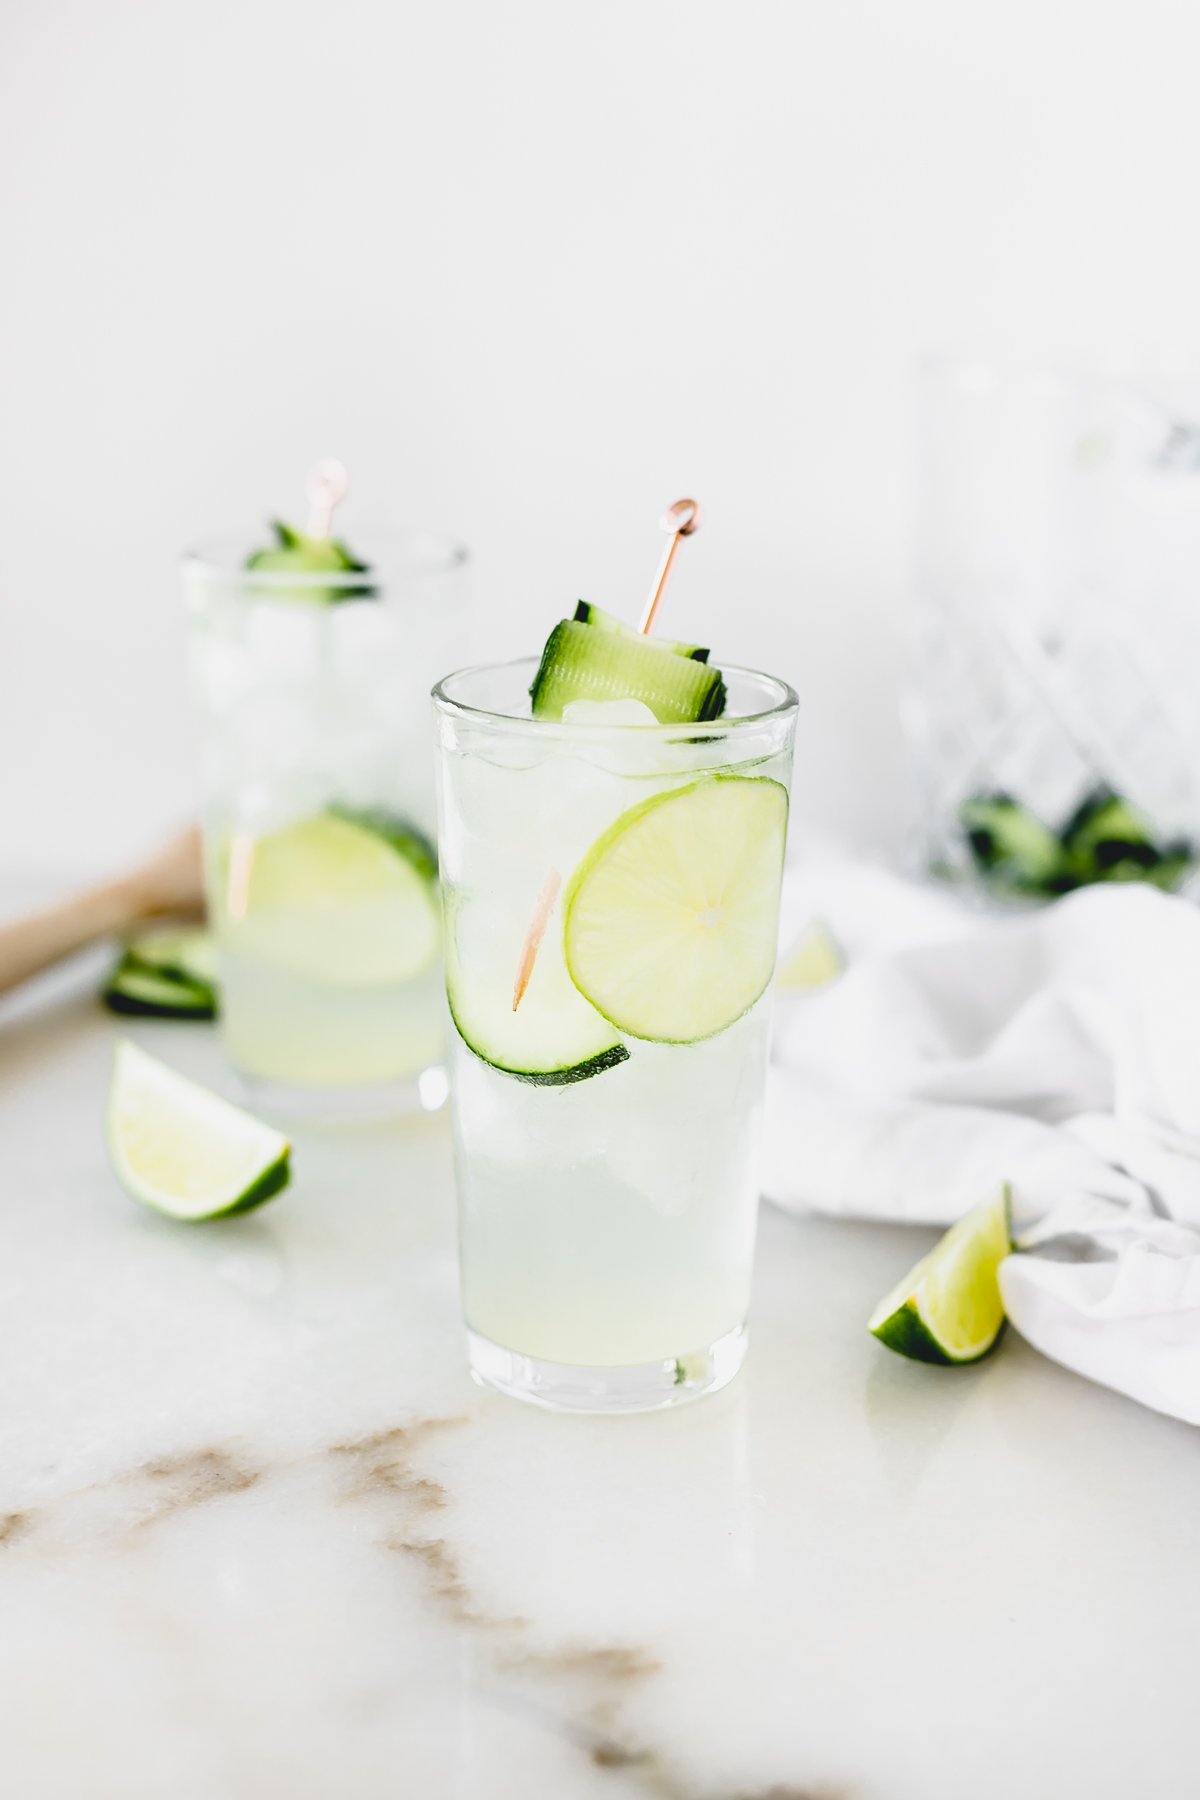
[432,656,798,742]
[183,527,469,589]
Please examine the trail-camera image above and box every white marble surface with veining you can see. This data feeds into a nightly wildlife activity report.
[2,956,1199,1800]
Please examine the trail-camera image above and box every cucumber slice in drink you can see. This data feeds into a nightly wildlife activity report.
[103,961,216,1021]
[245,520,375,603]
[444,893,629,1084]
[227,811,441,986]
[563,776,789,1043]
[572,600,710,663]
[530,620,726,724]
[868,1188,1012,1365]
[107,1040,290,1221]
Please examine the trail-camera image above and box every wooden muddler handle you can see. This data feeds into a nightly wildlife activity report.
[0,828,206,998]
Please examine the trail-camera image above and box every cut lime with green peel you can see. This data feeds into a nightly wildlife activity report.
[563,776,789,1044]
[227,811,441,987]
[107,1041,290,1221]
[444,892,629,1084]
[777,919,843,992]
[869,1187,1013,1366]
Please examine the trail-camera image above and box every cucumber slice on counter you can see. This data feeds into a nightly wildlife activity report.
[530,620,726,724]
[572,600,710,663]
[869,1187,1012,1365]
[444,893,629,1085]
[123,928,218,991]
[563,776,789,1043]
[103,963,216,1021]
[107,1040,290,1221]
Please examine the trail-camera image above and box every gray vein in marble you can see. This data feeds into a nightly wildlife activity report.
[1,1415,844,1799]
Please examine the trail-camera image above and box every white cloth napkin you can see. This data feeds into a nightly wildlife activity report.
[764,859,1200,1426]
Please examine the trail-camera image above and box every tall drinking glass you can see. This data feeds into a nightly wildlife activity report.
[185,533,467,1114]
[434,660,797,1411]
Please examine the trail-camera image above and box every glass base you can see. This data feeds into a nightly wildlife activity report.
[234,1061,449,1124]
[465,1322,747,1414]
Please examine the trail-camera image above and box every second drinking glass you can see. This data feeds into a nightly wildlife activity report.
[185,522,467,1114]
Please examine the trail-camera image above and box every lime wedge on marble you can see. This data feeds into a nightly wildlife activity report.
[777,918,843,992]
[868,1187,1012,1365]
[107,1041,290,1221]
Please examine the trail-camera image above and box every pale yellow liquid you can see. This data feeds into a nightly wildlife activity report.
[220,937,446,1088]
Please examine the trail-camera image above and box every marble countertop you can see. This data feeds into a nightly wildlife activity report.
[3,958,1199,1800]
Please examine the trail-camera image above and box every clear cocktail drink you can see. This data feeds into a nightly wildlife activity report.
[434,658,796,1409]
[185,530,467,1111]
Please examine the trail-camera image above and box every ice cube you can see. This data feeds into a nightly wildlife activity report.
[560,698,661,727]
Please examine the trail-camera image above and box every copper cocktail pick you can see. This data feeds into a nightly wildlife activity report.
[306,458,349,538]
[511,497,704,1011]
[638,498,703,635]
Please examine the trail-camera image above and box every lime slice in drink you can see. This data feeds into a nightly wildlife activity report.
[107,1040,290,1221]
[868,1188,1012,1365]
[226,811,440,987]
[444,892,629,1084]
[777,918,843,992]
[563,775,789,1043]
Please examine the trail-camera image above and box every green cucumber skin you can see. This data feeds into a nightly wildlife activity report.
[572,599,710,662]
[103,985,217,1022]
[446,1004,630,1086]
[961,784,1196,898]
[102,953,217,1021]
[245,519,377,602]
[529,619,726,724]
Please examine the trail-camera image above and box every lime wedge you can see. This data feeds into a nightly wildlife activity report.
[563,776,789,1043]
[107,1041,290,1221]
[868,1188,1012,1365]
[777,918,843,992]
[225,811,440,986]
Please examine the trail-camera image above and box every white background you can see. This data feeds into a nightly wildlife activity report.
[4,0,1200,879]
